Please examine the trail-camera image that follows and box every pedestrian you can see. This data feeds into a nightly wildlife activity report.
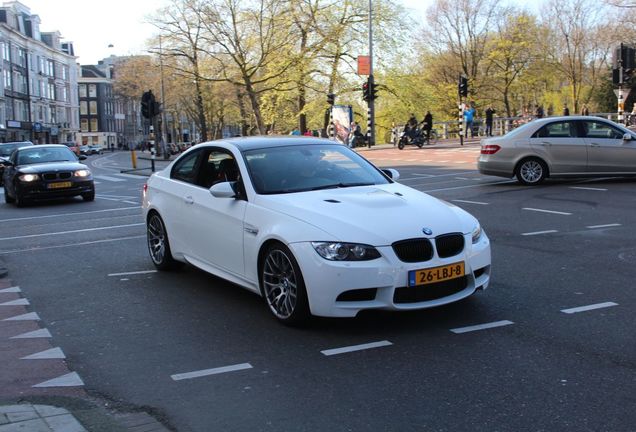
[563,104,570,116]
[422,111,433,143]
[535,104,544,119]
[290,128,301,136]
[463,103,476,138]
[581,104,589,116]
[485,105,495,136]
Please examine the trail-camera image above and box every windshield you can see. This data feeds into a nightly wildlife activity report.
[0,145,18,157]
[17,147,77,165]
[244,144,390,194]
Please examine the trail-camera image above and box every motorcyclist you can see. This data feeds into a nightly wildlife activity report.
[405,113,418,140]
[421,111,433,143]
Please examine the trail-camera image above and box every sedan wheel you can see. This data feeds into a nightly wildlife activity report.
[147,213,180,270]
[4,186,15,203]
[261,244,309,324]
[516,158,547,185]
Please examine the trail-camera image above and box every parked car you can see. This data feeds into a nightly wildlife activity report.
[88,145,103,155]
[79,145,91,156]
[0,141,34,186]
[3,144,95,206]
[142,137,491,324]
[478,116,636,185]
[63,142,80,156]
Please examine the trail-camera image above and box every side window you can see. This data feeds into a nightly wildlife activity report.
[582,121,623,139]
[197,150,239,188]
[171,150,202,185]
[533,121,577,138]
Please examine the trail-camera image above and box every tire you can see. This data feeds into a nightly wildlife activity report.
[147,212,181,270]
[4,186,14,203]
[516,158,548,185]
[416,140,423,148]
[13,183,27,207]
[398,137,406,150]
[82,191,95,201]
[260,243,310,325]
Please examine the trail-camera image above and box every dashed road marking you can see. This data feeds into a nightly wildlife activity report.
[0,235,146,255]
[586,223,621,229]
[521,230,558,236]
[450,320,514,334]
[33,372,84,388]
[0,298,29,306]
[171,363,253,381]
[321,340,392,356]
[0,223,144,241]
[108,270,157,277]
[2,312,40,321]
[11,328,52,339]
[0,286,21,293]
[452,199,489,205]
[94,175,125,182]
[523,208,572,216]
[561,302,618,314]
[21,347,66,360]
[0,206,139,223]
[569,186,607,191]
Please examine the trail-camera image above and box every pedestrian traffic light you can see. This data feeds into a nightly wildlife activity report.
[458,76,468,97]
[327,93,335,105]
[362,81,370,102]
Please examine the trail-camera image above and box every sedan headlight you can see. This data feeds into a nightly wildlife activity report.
[74,169,91,177]
[19,174,39,182]
[471,224,482,244]
[312,242,381,261]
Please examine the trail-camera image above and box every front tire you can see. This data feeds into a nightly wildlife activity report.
[4,186,14,203]
[261,243,309,325]
[398,137,406,150]
[147,212,181,270]
[516,158,547,185]
[82,191,95,201]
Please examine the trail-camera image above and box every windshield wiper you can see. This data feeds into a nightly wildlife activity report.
[306,182,375,191]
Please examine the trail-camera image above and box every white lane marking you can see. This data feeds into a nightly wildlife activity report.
[424,179,516,192]
[33,372,84,388]
[21,347,66,360]
[561,302,618,314]
[586,223,621,229]
[171,363,253,381]
[0,286,21,293]
[0,235,146,255]
[452,199,489,205]
[521,230,558,236]
[94,175,125,182]
[0,206,139,223]
[320,340,392,356]
[450,320,514,334]
[0,223,144,241]
[523,208,572,216]
[108,270,157,277]
[93,181,101,184]
[2,312,40,321]
[412,173,435,177]
[114,173,147,179]
[0,298,29,306]
[569,186,607,191]
[123,200,139,205]
[437,160,449,163]
[455,177,470,180]
[11,328,52,339]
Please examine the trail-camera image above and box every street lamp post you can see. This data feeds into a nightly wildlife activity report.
[367,0,375,147]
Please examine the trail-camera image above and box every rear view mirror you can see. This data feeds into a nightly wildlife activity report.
[623,133,633,141]
[209,181,236,198]
[382,168,400,181]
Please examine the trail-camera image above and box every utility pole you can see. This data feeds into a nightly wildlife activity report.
[159,35,169,159]
[367,0,375,147]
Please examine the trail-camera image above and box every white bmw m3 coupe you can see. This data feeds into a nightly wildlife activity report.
[142,137,491,324]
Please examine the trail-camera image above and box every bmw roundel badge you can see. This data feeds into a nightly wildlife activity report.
[422,227,433,235]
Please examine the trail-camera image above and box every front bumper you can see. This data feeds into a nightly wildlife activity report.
[17,180,94,200]
[290,232,491,318]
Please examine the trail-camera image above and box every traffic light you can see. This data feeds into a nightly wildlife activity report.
[371,81,378,100]
[141,90,154,119]
[327,93,335,105]
[362,81,370,102]
[458,76,468,97]
[152,101,162,117]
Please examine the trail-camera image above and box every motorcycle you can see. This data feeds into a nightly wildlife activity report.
[398,126,426,149]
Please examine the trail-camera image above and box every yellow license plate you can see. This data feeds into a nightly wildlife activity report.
[408,262,465,287]
[47,181,72,189]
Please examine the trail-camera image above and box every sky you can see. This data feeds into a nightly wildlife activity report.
[23,0,431,65]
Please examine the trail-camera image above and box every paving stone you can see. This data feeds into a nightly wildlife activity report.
[5,411,38,422]
[0,418,50,432]
[43,413,87,432]
[0,414,8,426]
[33,405,69,417]
[0,406,34,415]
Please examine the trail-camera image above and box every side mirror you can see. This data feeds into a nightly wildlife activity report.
[623,133,633,141]
[382,168,400,181]
[209,181,236,198]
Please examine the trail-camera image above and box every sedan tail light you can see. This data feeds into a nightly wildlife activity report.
[481,145,501,155]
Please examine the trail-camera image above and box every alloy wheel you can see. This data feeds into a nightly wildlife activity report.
[147,214,166,265]
[519,160,544,184]
[263,249,298,319]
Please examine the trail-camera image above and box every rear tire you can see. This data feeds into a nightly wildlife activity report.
[516,158,547,185]
[147,212,181,270]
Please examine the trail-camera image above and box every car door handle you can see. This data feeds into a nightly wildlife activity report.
[540,142,552,146]
[590,142,600,147]
[184,196,194,205]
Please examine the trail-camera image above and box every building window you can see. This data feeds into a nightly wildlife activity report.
[3,70,11,88]
[80,101,88,115]
[2,43,10,61]
[51,109,57,123]
[89,101,97,115]
[80,118,88,132]
[47,60,54,77]
[17,48,27,68]
[79,84,87,98]
[62,66,68,81]
[62,87,68,102]
[88,84,97,98]
[48,83,56,100]
[90,118,98,131]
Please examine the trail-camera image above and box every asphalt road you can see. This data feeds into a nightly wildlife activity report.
[1,148,635,432]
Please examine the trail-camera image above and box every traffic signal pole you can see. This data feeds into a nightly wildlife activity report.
[367,0,375,148]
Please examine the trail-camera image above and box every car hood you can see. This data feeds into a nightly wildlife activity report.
[18,162,87,173]
[256,184,476,245]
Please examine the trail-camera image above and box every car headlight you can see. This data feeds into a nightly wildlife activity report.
[74,169,91,177]
[312,242,381,261]
[471,224,482,244]
[19,174,39,182]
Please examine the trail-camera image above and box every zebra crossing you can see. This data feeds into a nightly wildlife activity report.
[93,172,147,184]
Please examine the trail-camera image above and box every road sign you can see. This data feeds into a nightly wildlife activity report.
[357,56,370,76]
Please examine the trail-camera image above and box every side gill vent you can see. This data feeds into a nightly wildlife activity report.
[324,199,341,203]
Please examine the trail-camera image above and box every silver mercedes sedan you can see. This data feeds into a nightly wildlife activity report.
[478,116,636,185]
